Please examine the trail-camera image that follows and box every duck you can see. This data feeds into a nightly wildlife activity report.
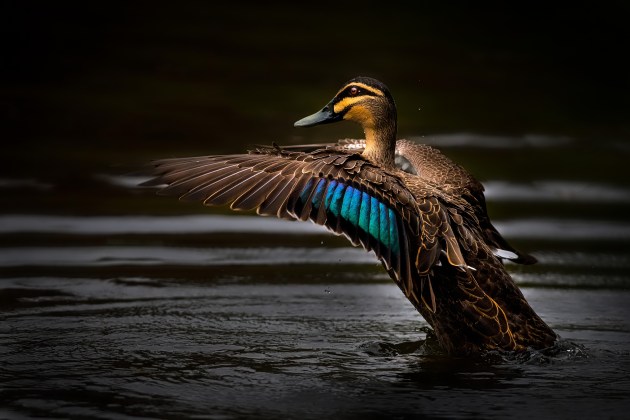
[143,76,558,355]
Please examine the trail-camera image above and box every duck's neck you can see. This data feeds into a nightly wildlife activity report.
[361,119,397,169]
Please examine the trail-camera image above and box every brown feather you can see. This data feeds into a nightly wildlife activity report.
[143,96,553,354]
[232,173,285,211]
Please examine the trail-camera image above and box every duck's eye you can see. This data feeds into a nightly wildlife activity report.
[349,86,359,96]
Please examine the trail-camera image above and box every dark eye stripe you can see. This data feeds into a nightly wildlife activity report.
[343,85,377,98]
[331,86,378,108]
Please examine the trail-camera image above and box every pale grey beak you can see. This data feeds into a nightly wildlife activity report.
[294,103,342,128]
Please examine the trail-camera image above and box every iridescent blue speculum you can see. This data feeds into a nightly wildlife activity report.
[299,179,399,253]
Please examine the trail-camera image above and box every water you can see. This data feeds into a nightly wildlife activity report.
[3,4,630,416]
[2,133,630,418]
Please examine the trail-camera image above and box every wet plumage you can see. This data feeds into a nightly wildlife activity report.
[143,76,557,355]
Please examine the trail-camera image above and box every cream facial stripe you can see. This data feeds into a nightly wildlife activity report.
[333,96,371,114]
[342,105,374,125]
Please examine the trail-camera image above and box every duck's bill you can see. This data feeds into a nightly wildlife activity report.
[294,104,342,127]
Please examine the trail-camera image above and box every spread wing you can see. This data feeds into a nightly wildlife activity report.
[142,145,468,311]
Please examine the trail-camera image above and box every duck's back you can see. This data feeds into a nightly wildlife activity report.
[394,139,483,195]
[313,138,536,265]
[313,139,483,194]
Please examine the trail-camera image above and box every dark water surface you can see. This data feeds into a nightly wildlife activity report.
[2,133,630,419]
[3,3,630,419]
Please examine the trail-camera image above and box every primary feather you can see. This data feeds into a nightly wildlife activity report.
[143,77,557,355]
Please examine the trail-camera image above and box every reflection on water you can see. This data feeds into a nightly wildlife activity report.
[484,180,630,203]
[4,0,630,414]
[411,133,574,148]
[2,275,629,419]
[2,129,630,418]
[0,214,325,235]
[3,211,630,239]
[0,245,374,267]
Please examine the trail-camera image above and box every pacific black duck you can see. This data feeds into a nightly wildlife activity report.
[142,77,557,355]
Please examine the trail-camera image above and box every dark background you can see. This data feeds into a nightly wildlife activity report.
[2,2,629,185]
[2,4,630,418]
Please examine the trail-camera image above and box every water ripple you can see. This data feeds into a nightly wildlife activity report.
[0,214,323,235]
[485,180,630,203]
[2,215,630,241]
[0,246,374,267]
[410,133,572,148]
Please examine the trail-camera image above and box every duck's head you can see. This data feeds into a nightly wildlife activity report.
[294,77,398,166]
